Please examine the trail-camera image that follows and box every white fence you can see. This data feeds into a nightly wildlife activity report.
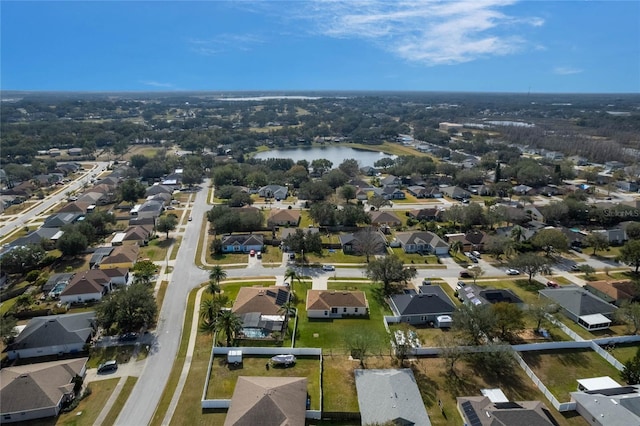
[211,347,321,356]
[202,346,322,410]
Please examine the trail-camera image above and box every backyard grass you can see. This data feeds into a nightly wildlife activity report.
[55,378,120,426]
[101,377,138,426]
[608,342,640,364]
[473,279,544,305]
[520,348,622,402]
[149,287,198,426]
[294,281,391,350]
[206,355,321,409]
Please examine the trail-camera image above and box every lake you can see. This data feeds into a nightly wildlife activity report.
[253,146,396,168]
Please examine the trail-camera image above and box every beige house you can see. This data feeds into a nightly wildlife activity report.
[306,290,369,318]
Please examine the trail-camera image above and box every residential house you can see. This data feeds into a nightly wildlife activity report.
[605,161,626,170]
[119,225,153,246]
[355,369,431,426]
[568,155,589,166]
[513,184,534,195]
[338,230,387,255]
[89,247,115,268]
[11,227,63,249]
[0,358,88,423]
[221,234,264,254]
[380,175,402,187]
[395,231,449,255]
[223,377,307,426]
[145,184,174,197]
[42,212,82,229]
[407,208,443,222]
[135,200,164,218]
[381,185,406,200]
[267,209,301,227]
[232,286,290,338]
[584,280,637,306]
[558,226,588,248]
[593,229,626,245]
[128,215,156,227]
[458,284,524,308]
[440,186,472,200]
[55,162,81,175]
[76,191,108,206]
[306,290,369,318]
[59,268,129,303]
[369,210,402,227]
[258,185,288,200]
[457,393,556,426]
[5,312,95,360]
[98,245,139,270]
[147,192,172,206]
[389,285,456,325]
[539,286,617,330]
[360,166,379,176]
[58,201,92,214]
[446,230,489,252]
[571,382,640,426]
[407,185,429,198]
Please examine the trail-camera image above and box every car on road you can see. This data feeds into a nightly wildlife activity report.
[459,271,472,278]
[98,360,118,374]
[546,280,559,288]
[322,264,335,271]
[506,268,520,275]
[249,249,256,257]
[119,332,139,342]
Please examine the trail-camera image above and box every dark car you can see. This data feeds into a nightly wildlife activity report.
[459,271,472,278]
[119,332,139,342]
[546,281,559,288]
[98,360,118,374]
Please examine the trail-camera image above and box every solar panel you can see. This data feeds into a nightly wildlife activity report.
[461,401,482,426]
[587,386,638,396]
[266,290,276,298]
[494,402,522,409]
[275,289,289,305]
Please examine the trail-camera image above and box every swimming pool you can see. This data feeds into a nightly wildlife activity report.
[241,328,270,338]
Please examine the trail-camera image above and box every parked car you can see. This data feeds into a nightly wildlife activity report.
[289,253,295,260]
[119,332,139,342]
[322,264,335,271]
[459,271,472,278]
[456,281,466,290]
[256,251,262,259]
[98,360,118,374]
[570,264,581,271]
[469,256,478,263]
[250,249,256,257]
[188,216,192,221]
[506,268,520,275]
[471,251,481,258]
[546,281,559,288]
[422,279,431,286]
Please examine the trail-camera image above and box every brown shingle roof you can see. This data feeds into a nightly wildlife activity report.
[101,245,139,265]
[224,376,307,426]
[586,280,636,303]
[232,286,290,316]
[306,290,368,311]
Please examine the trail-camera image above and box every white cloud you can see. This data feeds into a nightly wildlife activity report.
[187,33,264,56]
[141,80,174,88]
[288,0,544,65]
[553,66,583,75]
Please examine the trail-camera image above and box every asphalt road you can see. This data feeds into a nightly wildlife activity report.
[115,181,211,425]
[0,161,110,239]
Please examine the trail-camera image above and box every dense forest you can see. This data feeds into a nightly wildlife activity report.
[1,92,639,167]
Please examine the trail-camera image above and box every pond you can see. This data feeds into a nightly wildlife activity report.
[253,146,396,168]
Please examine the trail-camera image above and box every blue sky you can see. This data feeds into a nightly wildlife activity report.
[2,1,639,93]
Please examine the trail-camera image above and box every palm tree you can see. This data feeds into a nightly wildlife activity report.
[279,300,297,320]
[284,268,302,302]
[510,226,525,243]
[199,294,229,322]
[209,265,227,292]
[215,310,243,347]
[449,240,464,257]
[206,280,221,295]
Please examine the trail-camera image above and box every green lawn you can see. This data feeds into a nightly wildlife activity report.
[473,279,544,305]
[520,349,622,401]
[206,355,321,409]
[609,343,640,364]
[55,378,120,426]
[101,377,138,426]
[139,237,172,261]
[304,249,369,265]
[294,281,391,350]
[389,249,440,265]
[87,345,137,368]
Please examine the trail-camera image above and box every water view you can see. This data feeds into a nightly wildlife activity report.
[253,146,396,168]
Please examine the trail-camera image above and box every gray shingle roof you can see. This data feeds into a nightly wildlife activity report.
[539,287,617,317]
[390,286,456,316]
[355,369,431,426]
[7,312,95,352]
